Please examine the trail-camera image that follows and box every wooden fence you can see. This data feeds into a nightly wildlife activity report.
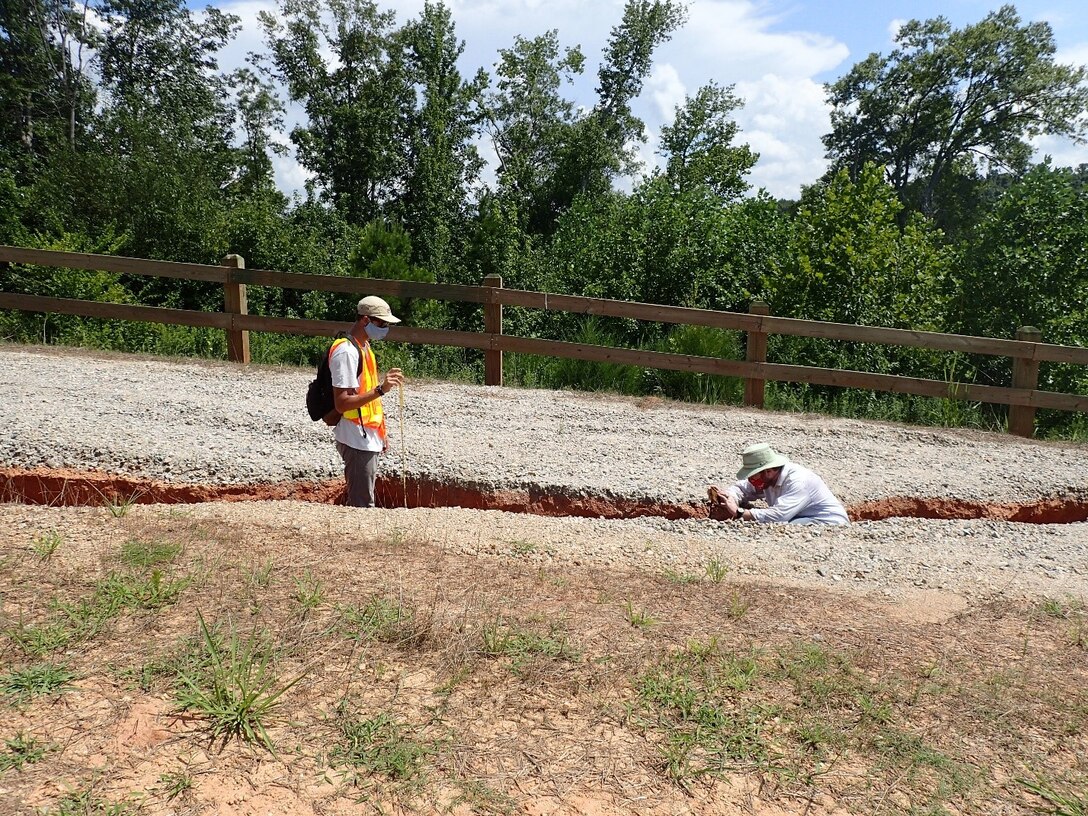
[2,244,1087,438]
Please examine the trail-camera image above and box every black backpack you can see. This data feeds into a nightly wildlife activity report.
[306,332,363,423]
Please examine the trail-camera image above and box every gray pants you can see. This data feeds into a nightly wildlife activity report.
[336,442,378,507]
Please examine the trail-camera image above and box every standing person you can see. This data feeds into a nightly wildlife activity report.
[709,443,849,525]
[330,296,404,507]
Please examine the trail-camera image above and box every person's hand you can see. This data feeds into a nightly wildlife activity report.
[724,496,741,520]
[382,368,404,392]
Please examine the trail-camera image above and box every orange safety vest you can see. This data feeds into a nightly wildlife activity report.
[329,336,387,440]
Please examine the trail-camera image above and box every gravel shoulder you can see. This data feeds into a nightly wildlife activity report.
[3,343,1087,610]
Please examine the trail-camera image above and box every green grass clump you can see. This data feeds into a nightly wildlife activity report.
[0,733,48,770]
[0,663,77,702]
[333,708,432,784]
[480,622,579,666]
[1019,777,1088,816]
[32,530,63,560]
[338,597,413,643]
[293,570,324,611]
[157,767,195,802]
[37,785,141,815]
[93,570,192,613]
[173,612,303,751]
[119,538,183,568]
[6,563,192,658]
[624,602,657,629]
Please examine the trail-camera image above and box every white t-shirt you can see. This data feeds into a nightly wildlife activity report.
[726,461,849,525]
[329,339,383,453]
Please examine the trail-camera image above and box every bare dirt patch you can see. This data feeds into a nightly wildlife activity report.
[2,502,1086,815]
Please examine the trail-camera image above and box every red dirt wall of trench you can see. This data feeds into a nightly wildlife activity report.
[1,466,1087,524]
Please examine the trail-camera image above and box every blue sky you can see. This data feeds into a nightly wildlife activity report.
[212,0,1088,200]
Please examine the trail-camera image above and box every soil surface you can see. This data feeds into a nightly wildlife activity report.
[1,343,1087,815]
[2,343,1087,606]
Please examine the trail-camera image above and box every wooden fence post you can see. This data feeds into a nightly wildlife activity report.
[483,274,503,386]
[1008,325,1041,438]
[222,254,250,364]
[743,301,770,408]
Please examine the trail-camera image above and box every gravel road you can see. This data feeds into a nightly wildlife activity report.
[3,344,1087,609]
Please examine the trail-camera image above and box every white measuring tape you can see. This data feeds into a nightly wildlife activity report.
[397,381,407,508]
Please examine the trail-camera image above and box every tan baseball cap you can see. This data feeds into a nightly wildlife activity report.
[356,295,401,323]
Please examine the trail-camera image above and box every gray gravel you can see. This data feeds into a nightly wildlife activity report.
[3,344,1087,606]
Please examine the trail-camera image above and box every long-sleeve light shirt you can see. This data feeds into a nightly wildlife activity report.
[726,461,849,525]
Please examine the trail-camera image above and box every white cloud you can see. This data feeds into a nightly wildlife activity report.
[647,63,687,123]
[730,73,832,196]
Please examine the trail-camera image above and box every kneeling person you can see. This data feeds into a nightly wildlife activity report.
[711,443,848,525]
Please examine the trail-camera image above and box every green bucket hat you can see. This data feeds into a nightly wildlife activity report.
[736,443,789,480]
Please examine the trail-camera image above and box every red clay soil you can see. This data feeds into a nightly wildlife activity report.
[2,466,1086,524]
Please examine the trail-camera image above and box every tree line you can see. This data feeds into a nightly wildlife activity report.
[2,0,1087,435]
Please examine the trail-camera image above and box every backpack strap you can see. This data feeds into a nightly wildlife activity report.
[337,331,364,377]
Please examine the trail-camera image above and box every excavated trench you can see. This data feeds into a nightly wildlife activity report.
[3,466,1087,524]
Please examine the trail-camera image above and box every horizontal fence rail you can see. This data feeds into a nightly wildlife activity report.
[2,244,1086,437]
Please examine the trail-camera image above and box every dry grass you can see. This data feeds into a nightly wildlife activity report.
[0,504,1086,816]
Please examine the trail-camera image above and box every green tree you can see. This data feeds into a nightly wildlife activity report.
[483,0,686,237]
[658,82,757,201]
[397,1,486,283]
[0,0,97,171]
[770,165,951,331]
[823,5,1088,226]
[952,162,1088,407]
[230,65,288,198]
[260,0,410,225]
[483,30,585,234]
[82,0,243,294]
[547,0,687,211]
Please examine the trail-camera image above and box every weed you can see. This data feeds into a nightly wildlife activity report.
[6,569,189,658]
[248,559,275,589]
[720,653,761,691]
[334,708,431,784]
[120,538,183,568]
[105,491,141,518]
[450,779,516,814]
[726,591,750,620]
[0,662,77,701]
[173,612,303,751]
[704,559,730,583]
[872,728,975,796]
[32,530,63,560]
[480,622,579,667]
[157,768,194,802]
[683,637,718,660]
[507,539,537,556]
[637,661,771,782]
[95,570,192,612]
[535,567,568,588]
[435,666,473,695]
[624,601,657,629]
[293,570,324,611]
[776,642,863,707]
[339,597,412,643]
[855,692,894,725]
[1019,777,1087,816]
[663,568,701,585]
[0,732,48,771]
[6,618,83,657]
[795,719,839,751]
[38,785,140,815]
[1071,618,1088,651]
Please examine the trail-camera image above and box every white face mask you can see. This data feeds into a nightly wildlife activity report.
[365,321,389,341]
